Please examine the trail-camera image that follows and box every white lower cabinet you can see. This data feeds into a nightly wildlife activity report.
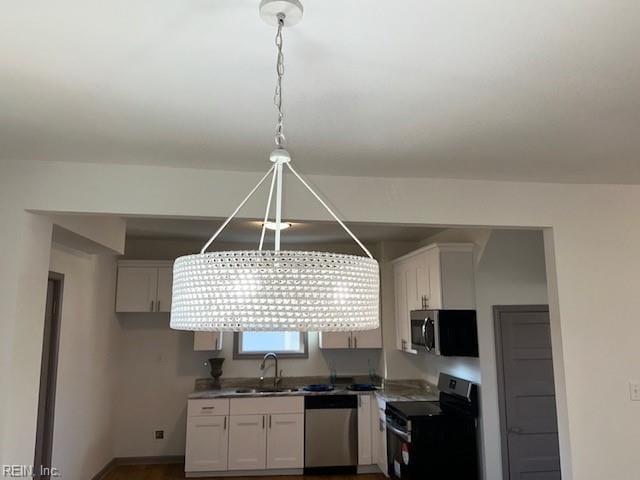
[358,394,373,465]
[374,399,388,476]
[228,414,268,470]
[266,413,305,469]
[185,399,230,473]
[186,397,304,475]
[185,415,229,472]
[186,395,380,475]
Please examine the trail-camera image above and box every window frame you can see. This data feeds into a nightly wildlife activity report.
[232,331,309,359]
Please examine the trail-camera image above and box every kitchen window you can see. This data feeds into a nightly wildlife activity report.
[233,331,308,359]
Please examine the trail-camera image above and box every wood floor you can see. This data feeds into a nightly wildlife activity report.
[103,464,385,480]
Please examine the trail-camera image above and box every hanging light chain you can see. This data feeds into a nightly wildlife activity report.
[273,14,286,148]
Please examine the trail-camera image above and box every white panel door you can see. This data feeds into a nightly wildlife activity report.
[194,332,222,351]
[228,414,267,470]
[266,413,304,469]
[156,267,173,312]
[357,395,373,465]
[115,267,158,312]
[185,415,228,473]
[319,331,352,349]
[353,328,382,348]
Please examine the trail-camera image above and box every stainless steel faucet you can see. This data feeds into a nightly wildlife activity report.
[260,352,282,386]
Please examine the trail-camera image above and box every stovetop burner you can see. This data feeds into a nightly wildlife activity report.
[303,383,334,392]
[346,383,377,391]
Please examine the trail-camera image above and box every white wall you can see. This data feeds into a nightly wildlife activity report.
[48,245,121,479]
[5,158,640,479]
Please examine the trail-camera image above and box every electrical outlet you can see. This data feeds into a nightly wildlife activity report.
[154,430,164,440]
[629,381,640,401]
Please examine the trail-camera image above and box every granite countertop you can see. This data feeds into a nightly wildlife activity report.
[189,376,438,402]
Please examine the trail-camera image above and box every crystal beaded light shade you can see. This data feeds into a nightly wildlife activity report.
[170,250,379,332]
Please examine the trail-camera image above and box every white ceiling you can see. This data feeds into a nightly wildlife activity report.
[2,1,640,183]
[125,216,443,244]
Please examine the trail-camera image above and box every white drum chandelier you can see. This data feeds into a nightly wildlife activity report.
[170,0,380,332]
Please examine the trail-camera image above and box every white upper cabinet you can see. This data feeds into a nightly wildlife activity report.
[319,331,352,349]
[393,261,414,353]
[156,266,173,312]
[193,332,223,351]
[319,328,382,349]
[115,267,158,312]
[352,328,383,349]
[393,243,475,353]
[115,260,173,313]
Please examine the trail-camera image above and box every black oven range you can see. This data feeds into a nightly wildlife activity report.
[385,373,479,480]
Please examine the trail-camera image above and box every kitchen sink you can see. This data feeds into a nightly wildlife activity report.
[234,387,299,394]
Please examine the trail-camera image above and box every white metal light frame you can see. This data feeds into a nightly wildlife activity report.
[169,0,380,332]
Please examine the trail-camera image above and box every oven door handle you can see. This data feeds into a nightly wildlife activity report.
[386,421,411,443]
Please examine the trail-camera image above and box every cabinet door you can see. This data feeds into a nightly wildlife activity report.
[266,413,304,469]
[194,332,223,351]
[185,415,228,472]
[156,267,173,312]
[405,264,420,311]
[374,406,388,475]
[353,328,382,349]
[358,395,373,465]
[414,252,431,309]
[228,414,267,470]
[393,265,409,351]
[423,248,442,309]
[319,331,352,349]
[115,267,158,312]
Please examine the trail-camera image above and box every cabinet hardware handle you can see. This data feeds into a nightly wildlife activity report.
[380,418,384,431]
[150,300,154,312]
[262,415,265,429]
[202,406,215,410]
[354,337,358,348]
[269,414,272,429]
[216,337,219,350]
[348,336,352,348]
[224,416,227,430]
[157,300,161,311]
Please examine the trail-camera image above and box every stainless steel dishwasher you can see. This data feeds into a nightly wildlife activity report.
[304,395,358,474]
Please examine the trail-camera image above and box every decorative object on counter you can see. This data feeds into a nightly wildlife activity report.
[207,357,224,388]
[168,0,379,334]
[303,384,335,392]
[346,383,377,392]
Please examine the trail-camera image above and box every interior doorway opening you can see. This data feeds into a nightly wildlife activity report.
[34,272,64,480]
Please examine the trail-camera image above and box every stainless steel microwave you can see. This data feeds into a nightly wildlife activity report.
[410,309,479,357]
